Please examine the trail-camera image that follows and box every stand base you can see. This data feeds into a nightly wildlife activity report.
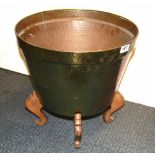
[25,91,124,147]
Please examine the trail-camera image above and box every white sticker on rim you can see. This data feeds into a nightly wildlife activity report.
[120,44,130,54]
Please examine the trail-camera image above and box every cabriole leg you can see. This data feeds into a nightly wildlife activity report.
[25,91,47,126]
[74,113,82,148]
[103,91,124,123]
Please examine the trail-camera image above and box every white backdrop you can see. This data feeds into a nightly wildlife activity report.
[0,0,155,107]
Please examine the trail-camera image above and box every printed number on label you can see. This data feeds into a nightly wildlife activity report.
[120,44,130,53]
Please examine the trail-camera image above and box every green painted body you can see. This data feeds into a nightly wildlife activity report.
[18,40,127,117]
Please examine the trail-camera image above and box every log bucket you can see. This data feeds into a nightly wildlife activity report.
[15,9,138,148]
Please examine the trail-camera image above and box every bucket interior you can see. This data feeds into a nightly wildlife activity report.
[16,10,138,52]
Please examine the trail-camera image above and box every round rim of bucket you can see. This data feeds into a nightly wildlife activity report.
[15,9,139,53]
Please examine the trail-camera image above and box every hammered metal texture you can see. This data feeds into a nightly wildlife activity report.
[15,9,138,117]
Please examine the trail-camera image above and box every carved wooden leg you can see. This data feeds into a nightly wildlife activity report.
[25,91,47,126]
[74,113,82,148]
[103,91,124,123]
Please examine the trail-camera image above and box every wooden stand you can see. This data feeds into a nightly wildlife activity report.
[103,91,124,123]
[25,91,47,126]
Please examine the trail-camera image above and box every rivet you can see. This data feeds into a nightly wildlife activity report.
[99,57,104,63]
[70,68,73,72]
[74,97,78,100]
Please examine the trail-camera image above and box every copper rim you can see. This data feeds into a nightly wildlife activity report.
[15,9,138,53]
